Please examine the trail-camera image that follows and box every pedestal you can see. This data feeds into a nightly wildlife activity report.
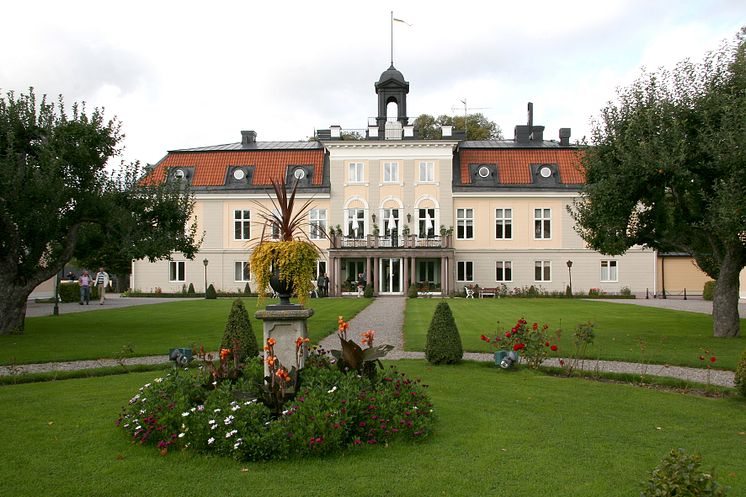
[255,307,314,377]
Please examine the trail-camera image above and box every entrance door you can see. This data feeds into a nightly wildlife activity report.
[380,258,402,294]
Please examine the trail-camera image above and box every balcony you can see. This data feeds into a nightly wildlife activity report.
[331,234,453,249]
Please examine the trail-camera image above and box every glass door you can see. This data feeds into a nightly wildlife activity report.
[380,258,402,294]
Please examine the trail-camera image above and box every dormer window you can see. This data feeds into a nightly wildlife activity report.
[539,166,552,178]
[174,169,186,180]
[233,169,245,181]
[294,168,306,180]
[478,166,490,178]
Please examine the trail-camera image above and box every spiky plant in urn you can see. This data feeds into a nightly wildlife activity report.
[250,178,321,309]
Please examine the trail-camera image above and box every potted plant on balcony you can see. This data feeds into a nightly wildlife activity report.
[250,179,319,307]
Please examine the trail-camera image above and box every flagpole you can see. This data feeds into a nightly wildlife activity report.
[390,11,394,66]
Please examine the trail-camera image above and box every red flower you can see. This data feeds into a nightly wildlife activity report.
[505,332,512,338]
[513,343,525,351]
[532,323,538,331]
[710,356,716,363]
[559,359,565,366]
[550,345,558,351]
[480,334,489,342]
[545,341,550,347]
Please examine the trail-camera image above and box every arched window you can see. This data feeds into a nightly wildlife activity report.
[386,100,399,122]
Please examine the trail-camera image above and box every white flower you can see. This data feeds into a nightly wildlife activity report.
[190,407,196,412]
[197,405,205,411]
[327,386,337,394]
[144,383,151,388]
[154,377,164,383]
[243,400,256,406]
[231,404,241,412]
[139,409,146,414]
[225,429,237,438]
[281,409,290,416]
[178,433,185,438]
[208,419,216,425]
[123,424,130,428]
[140,398,147,403]
[233,439,243,450]
[181,412,190,417]
[135,425,142,431]
[208,437,215,445]
[224,415,234,426]
[213,408,221,413]
[129,394,140,404]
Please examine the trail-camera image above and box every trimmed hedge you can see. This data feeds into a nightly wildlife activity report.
[425,301,463,364]
[58,282,99,303]
[703,280,716,301]
[220,299,258,362]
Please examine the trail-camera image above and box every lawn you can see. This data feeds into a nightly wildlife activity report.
[405,299,746,370]
[0,361,743,497]
[0,298,370,365]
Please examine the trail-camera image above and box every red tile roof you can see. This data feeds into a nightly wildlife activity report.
[460,148,585,185]
[148,150,326,186]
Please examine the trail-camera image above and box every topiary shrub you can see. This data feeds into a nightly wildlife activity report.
[220,299,258,362]
[735,348,746,398]
[641,448,729,496]
[187,283,195,294]
[425,301,463,364]
[364,283,374,298]
[243,282,252,295]
[205,284,217,300]
[703,280,716,301]
[407,284,418,299]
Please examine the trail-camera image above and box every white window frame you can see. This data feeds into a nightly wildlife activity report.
[345,208,366,238]
[534,208,552,239]
[169,261,185,282]
[457,261,474,282]
[233,209,251,241]
[534,260,552,282]
[383,162,399,183]
[417,208,436,238]
[234,261,251,282]
[381,207,401,236]
[495,208,512,240]
[418,161,434,183]
[457,208,474,240]
[348,162,364,183]
[309,208,327,240]
[601,260,618,282]
[496,261,513,282]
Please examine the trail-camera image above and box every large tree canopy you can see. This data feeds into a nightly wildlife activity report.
[0,89,201,335]
[413,113,503,140]
[571,29,746,338]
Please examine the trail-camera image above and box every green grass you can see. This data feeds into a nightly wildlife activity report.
[0,361,743,497]
[0,298,370,365]
[405,299,746,370]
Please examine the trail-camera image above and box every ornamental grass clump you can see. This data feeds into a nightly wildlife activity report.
[220,299,258,363]
[249,178,321,306]
[425,301,463,364]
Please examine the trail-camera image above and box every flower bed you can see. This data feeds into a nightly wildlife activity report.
[116,353,434,461]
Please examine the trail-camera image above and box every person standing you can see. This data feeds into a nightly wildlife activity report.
[94,267,110,305]
[323,273,330,297]
[317,272,326,297]
[78,271,91,305]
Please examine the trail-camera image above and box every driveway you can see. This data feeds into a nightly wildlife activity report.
[594,296,746,316]
[25,294,202,318]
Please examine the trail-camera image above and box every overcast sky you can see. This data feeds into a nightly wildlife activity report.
[1,0,743,166]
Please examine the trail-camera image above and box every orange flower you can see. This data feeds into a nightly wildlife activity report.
[361,330,375,346]
[265,355,276,366]
[275,368,291,382]
[219,348,231,360]
[295,336,311,348]
[267,337,276,347]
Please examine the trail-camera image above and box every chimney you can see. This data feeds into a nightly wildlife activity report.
[330,125,341,139]
[527,102,534,129]
[559,128,571,146]
[514,125,530,143]
[530,126,545,142]
[241,130,257,145]
[441,125,452,137]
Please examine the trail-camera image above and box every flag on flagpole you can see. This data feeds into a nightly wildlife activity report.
[393,17,412,26]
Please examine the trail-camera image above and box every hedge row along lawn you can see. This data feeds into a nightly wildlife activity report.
[405,299,745,370]
[0,298,371,365]
[0,361,743,497]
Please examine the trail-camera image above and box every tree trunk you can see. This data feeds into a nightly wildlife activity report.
[712,250,742,338]
[0,285,32,335]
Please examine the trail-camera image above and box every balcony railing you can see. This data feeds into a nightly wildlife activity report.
[332,234,453,249]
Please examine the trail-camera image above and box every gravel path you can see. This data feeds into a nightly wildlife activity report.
[2,296,738,388]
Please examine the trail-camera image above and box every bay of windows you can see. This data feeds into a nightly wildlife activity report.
[234,210,251,240]
[457,208,474,239]
[309,209,327,240]
[496,261,512,282]
[495,208,512,239]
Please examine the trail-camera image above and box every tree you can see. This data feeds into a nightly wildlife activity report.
[571,29,746,338]
[413,113,503,140]
[0,89,200,335]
